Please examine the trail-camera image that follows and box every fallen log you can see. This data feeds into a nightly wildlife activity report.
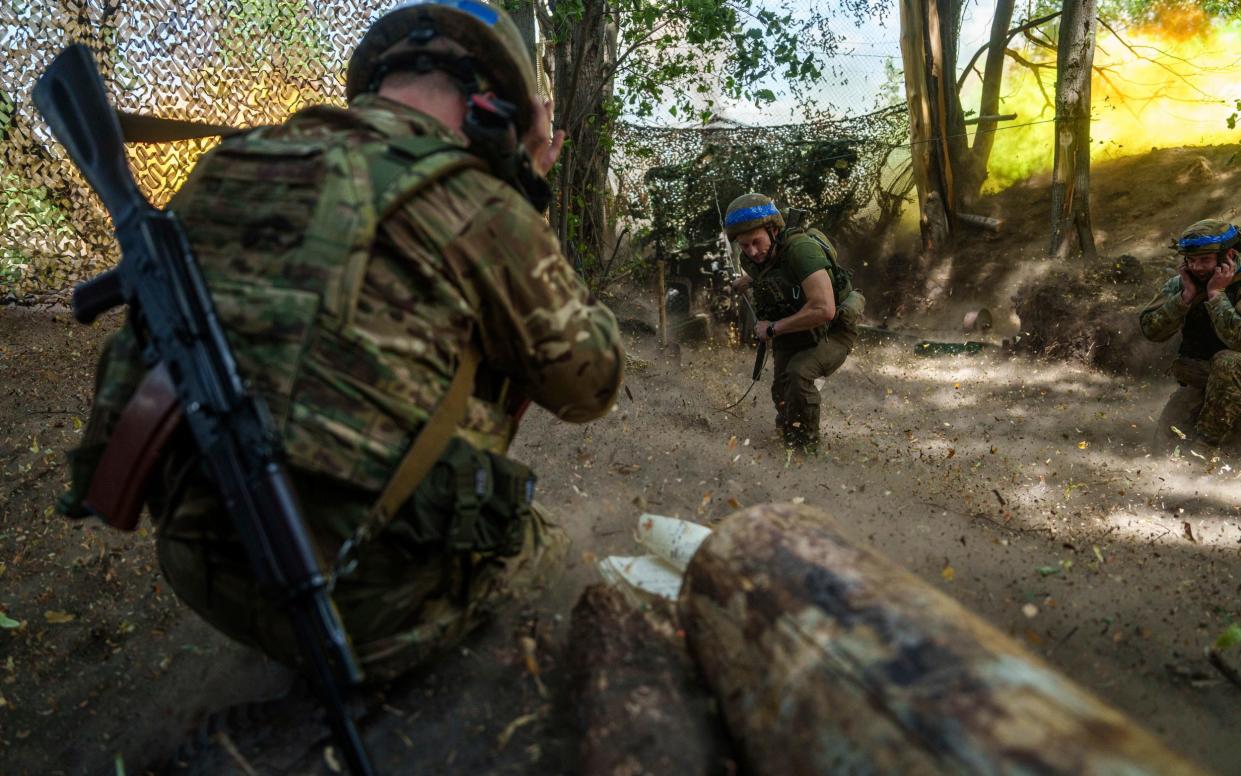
[958,212,1003,232]
[569,585,733,776]
[678,503,1208,775]
[963,113,1017,125]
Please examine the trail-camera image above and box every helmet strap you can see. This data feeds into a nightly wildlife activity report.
[406,13,439,47]
[764,226,778,263]
[370,50,481,94]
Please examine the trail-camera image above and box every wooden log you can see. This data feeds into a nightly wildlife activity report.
[958,212,1003,232]
[678,503,1208,775]
[569,585,733,776]
[963,113,1017,125]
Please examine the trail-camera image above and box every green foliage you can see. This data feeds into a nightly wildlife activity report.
[575,0,889,122]
[1099,0,1241,24]
[541,0,890,291]
[876,57,904,110]
[1215,622,1241,652]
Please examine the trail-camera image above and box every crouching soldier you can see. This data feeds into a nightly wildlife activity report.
[726,193,864,453]
[60,0,624,684]
[1140,219,1241,448]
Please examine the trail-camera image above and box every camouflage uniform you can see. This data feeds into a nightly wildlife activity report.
[744,228,864,451]
[68,94,623,682]
[1140,274,1241,444]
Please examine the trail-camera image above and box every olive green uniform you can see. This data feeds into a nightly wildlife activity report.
[1140,274,1241,444]
[744,229,863,451]
[65,95,624,681]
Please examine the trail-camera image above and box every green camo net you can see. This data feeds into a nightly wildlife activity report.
[1,1,366,300]
[614,105,908,255]
[0,1,905,299]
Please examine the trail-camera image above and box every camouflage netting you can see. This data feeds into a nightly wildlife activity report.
[613,105,908,255]
[1,1,366,300]
[0,1,905,299]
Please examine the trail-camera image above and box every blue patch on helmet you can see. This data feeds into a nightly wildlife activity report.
[1179,224,1239,251]
[455,0,499,24]
[725,202,780,227]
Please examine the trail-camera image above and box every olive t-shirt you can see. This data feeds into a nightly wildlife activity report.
[781,233,833,285]
[741,233,832,289]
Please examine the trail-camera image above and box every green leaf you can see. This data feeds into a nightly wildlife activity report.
[1214,623,1241,652]
[1035,565,1062,577]
[0,612,21,629]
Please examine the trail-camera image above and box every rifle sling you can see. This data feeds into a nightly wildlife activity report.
[86,362,184,531]
[361,346,481,540]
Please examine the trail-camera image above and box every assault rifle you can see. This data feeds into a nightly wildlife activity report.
[740,292,766,381]
[35,45,375,775]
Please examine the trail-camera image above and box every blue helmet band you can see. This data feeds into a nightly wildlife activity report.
[395,1,499,25]
[1178,224,1239,252]
[456,0,499,24]
[725,202,780,227]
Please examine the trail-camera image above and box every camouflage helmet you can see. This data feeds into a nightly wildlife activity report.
[346,0,537,135]
[724,193,784,239]
[1176,219,1240,254]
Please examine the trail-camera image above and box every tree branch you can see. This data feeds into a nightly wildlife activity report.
[1097,16,1219,101]
[957,10,1061,90]
[1022,25,1057,53]
[1004,48,1055,113]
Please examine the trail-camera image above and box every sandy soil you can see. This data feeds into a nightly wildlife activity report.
[1,293,1239,774]
[3,141,1241,775]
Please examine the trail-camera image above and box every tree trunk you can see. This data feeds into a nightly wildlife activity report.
[509,0,538,61]
[550,0,616,281]
[678,503,1208,775]
[569,585,734,775]
[960,0,1016,205]
[899,0,965,255]
[1050,0,1098,260]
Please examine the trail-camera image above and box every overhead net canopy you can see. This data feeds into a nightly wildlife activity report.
[614,105,908,256]
[1,2,362,300]
[1,1,908,299]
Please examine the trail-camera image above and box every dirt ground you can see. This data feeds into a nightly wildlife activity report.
[2,294,1239,774]
[3,144,1241,774]
[852,142,1241,374]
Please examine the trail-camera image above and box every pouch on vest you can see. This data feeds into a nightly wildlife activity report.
[399,437,534,557]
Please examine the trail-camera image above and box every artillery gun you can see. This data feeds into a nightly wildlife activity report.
[660,231,756,345]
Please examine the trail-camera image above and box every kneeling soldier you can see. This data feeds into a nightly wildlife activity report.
[727,193,863,453]
[1140,219,1241,447]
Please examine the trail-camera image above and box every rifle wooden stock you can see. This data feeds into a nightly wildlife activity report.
[86,363,183,530]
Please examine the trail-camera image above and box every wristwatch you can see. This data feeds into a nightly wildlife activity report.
[766,322,776,338]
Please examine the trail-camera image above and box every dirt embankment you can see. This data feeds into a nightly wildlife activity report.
[2,296,1240,774]
[849,143,1241,377]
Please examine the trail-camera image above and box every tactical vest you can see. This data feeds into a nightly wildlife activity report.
[169,107,486,492]
[750,228,853,348]
[1180,281,1241,361]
